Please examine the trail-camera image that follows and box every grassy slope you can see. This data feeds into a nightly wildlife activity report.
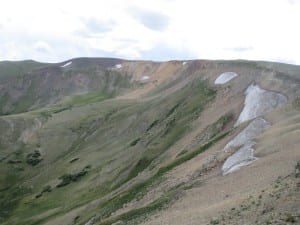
[0,61,132,115]
[0,59,299,225]
[0,67,220,225]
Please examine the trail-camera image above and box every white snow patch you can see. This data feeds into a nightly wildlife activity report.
[222,85,287,175]
[222,142,257,175]
[224,118,270,151]
[61,61,72,67]
[214,72,238,84]
[182,61,187,65]
[141,76,150,81]
[235,84,287,126]
[222,118,270,175]
[115,64,122,69]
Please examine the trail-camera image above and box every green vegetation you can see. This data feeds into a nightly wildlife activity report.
[64,91,112,107]
[0,185,30,221]
[124,157,153,183]
[26,150,42,166]
[0,60,240,225]
[57,166,91,188]
[0,59,298,225]
[156,131,229,176]
[0,60,46,79]
[129,138,141,147]
[0,62,132,115]
[99,186,182,225]
[86,130,229,225]
[42,185,52,193]
[146,120,159,132]
[0,167,30,223]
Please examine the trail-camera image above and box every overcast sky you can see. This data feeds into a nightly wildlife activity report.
[0,0,300,64]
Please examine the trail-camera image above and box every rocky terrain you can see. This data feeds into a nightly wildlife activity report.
[0,58,299,225]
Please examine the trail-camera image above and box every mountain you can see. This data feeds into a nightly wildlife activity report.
[0,58,299,225]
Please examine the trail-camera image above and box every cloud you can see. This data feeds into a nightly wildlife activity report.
[129,7,170,31]
[34,41,52,53]
[286,0,300,4]
[228,47,254,52]
[76,17,116,37]
[0,0,300,65]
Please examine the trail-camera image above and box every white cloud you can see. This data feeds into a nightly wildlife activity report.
[0,0,299,64]
[34,41,52,53]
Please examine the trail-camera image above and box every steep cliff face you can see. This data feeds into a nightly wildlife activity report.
[0,58,299,225]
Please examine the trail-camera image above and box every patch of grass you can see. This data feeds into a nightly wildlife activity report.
[69,158,79,163]
[67,91,112,106]
[210,218,220,224]
[99,187,181,225]
[124,157,153,183]
[165,102,181,118]
[156,131,229,177]
[129,138,141,147]
[0,185,30,222]
[11,84,37,114]
[56,166,91,188]
[26,150,42,166]
[42,185,52,193]
[52,105,72,114]
[88,131,229,224]
[176,149,188,158]
[146,120,159,132]
[0,168,30,223]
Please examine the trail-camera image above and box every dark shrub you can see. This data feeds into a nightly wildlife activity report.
[26,150,42,166]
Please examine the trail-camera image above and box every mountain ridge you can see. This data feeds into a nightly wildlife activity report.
[0,57,299,225]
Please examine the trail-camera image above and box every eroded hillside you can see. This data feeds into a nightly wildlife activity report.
[0,58,299,225]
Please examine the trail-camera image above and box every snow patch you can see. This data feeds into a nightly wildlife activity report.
[115,64,122,69]
[214,72,238,84]
[61,61,72,67]
[222,84,287,175]
[235,84,287,126]
[224,118,270,151]
[182,61,187,65]
[141,76,150,81]
[222,118,270,175]
[222,142,257,175]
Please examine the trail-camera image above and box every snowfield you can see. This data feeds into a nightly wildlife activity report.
[224,118,270,151]
[222,118,270,175]
[115,64,122,69]
[235,84,287,126]
[61,61,72,67]
[222,83,287,175]
[214,72,238,84]
[141,76,150,81]
[222,142,257,175]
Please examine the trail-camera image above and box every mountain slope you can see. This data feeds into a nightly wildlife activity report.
[0,58,130,115]
[0,58,299,225]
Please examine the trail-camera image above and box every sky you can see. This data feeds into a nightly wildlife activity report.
[0,0,300,64]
